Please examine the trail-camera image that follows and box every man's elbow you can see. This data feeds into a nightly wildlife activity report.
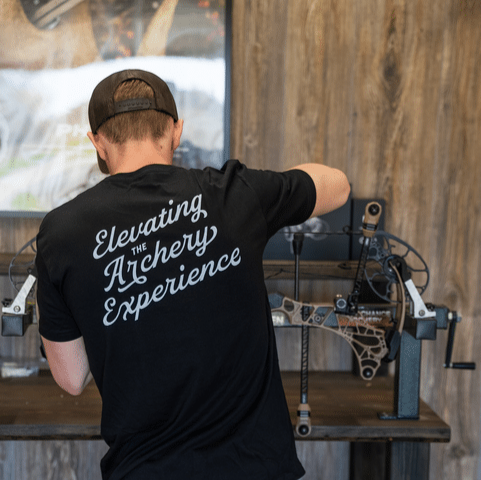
[65,385,84,396]
[52,371,91,396]
[56,377,84,396]
[336,173,351,208]
[314,169,351,216]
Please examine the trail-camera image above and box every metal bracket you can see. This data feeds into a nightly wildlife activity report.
[2,275,37,316]
[404,279,436,319]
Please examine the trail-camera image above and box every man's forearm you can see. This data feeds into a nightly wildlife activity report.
[41,335,93,396]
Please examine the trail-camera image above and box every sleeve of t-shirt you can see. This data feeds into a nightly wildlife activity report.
[36,235,82,342]
[223,160,317,239]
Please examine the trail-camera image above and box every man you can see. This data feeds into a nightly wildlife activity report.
[36,69,350,479]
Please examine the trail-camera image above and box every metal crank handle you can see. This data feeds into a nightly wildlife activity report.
[446,363,476,370]
[444,313,476,370]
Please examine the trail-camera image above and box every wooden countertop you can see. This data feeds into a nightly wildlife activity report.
[0,371,450,442]
[0,371,101,440]
[282,371,450,443]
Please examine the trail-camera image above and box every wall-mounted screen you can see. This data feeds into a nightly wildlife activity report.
[0,0,229,216]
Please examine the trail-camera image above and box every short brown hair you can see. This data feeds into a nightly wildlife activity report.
[99,79,172,143]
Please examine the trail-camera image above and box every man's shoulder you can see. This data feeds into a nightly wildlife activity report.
[194,159,258,186]
[39,181,107,235]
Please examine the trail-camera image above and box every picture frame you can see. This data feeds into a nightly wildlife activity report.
[0,0,231,217]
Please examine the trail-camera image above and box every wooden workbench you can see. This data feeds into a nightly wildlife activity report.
[0,371,449,479]
[0,254,358,280]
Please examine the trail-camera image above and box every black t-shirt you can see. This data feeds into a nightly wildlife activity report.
[36,160,316,480]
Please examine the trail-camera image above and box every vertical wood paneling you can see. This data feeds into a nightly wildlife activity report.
[230,0,289,170]
[295,441,350,480]
[422,3,481,479]
[0,441,108,480]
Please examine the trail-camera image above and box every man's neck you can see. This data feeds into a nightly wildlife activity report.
[108,138,173,174]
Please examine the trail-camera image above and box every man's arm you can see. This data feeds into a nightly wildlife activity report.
[41,335,93,396]
[290,164,350,217]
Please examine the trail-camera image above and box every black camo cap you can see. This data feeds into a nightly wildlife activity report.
[88,69,178,173]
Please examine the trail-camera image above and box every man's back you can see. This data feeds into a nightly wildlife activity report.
[37,160,315,479]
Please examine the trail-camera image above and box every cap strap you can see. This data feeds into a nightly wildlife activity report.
[114,98,154,114]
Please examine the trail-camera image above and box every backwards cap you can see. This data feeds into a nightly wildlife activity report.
[88,69,178,173]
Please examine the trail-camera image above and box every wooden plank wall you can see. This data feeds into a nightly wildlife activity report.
[0,0,480,478]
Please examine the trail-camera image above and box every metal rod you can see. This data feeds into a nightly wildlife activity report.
[293,233,311,435]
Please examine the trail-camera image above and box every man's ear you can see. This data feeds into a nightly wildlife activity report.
[172,119,184,151]
[87,131,108,161]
